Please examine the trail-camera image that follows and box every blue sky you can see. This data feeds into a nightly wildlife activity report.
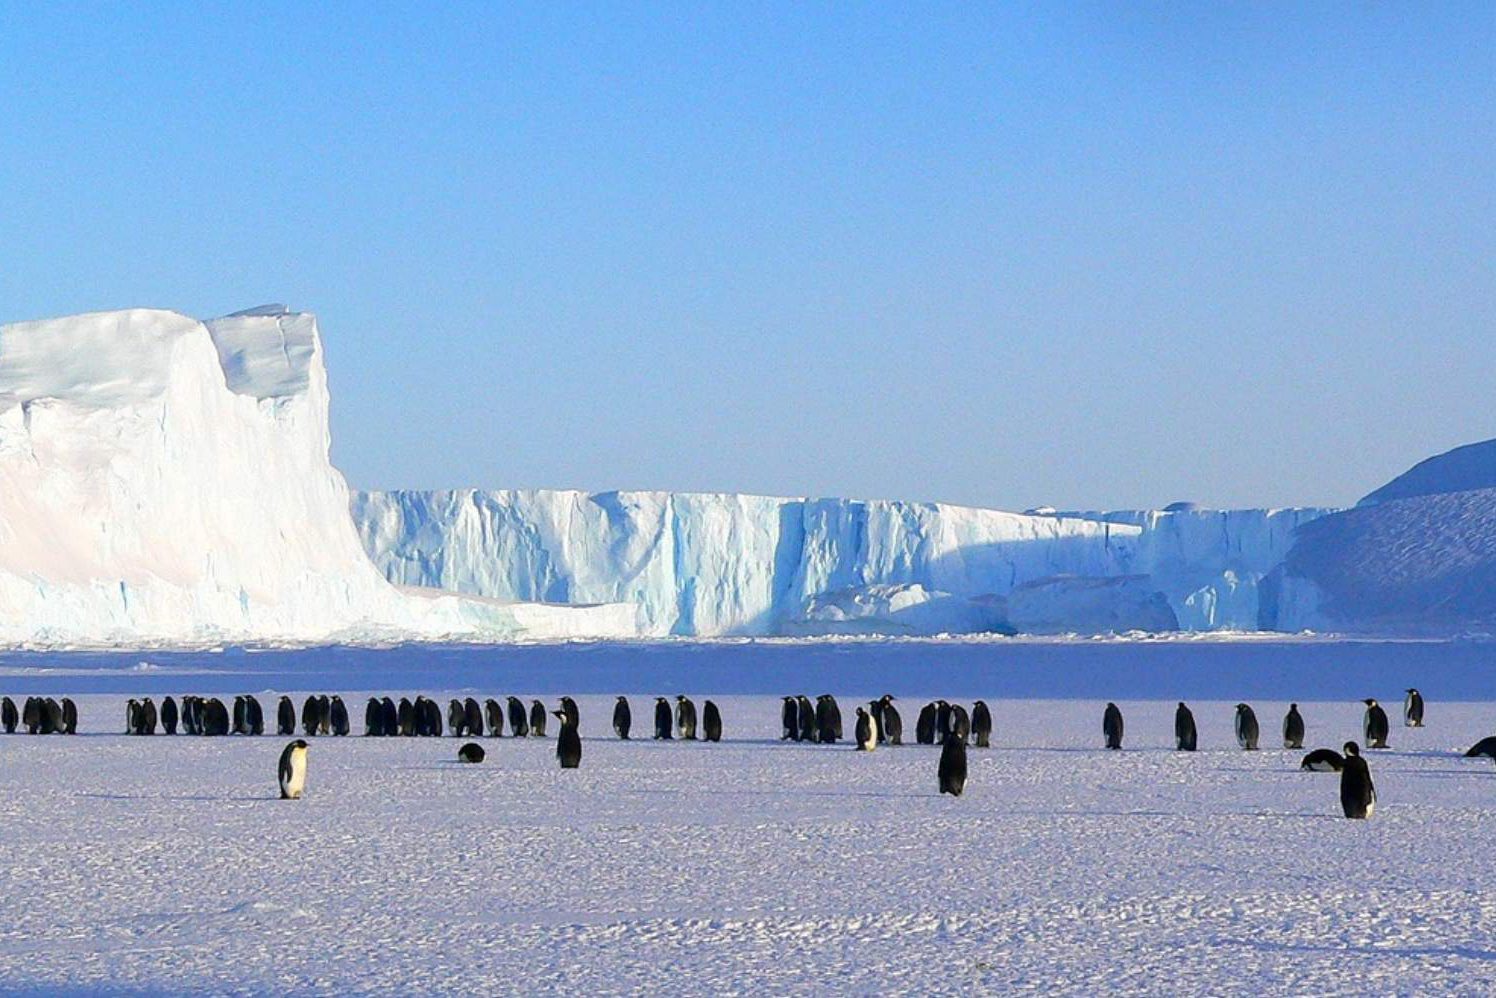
[1,3,1490,509]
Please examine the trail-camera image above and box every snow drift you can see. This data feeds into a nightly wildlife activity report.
[0,307,636,645]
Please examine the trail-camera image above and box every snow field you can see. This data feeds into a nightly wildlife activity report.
[0,695,1491,994]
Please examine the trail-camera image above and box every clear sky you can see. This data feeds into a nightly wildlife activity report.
[1,3,1491,510]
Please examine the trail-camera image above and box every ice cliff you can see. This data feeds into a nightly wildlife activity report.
[0,307,636,645]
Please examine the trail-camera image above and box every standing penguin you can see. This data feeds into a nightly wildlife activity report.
[278,740,309,800]
[204,698,230,736]
[554,709,581,769]
[1363,699,1390,749]
[935,701,953,743]
[381,697,398,737]
[796,696,816,742]
[506,697,528,738]
[448,699,467,737]
[1102,702,1124,750]
[302,696,320,737]
[652,697,673,739]
[702,700,722,743]
[397,698,415,737]
[879,695,903,746]
[316,695,332,736]
[485,698,504,737]
[467,698,486,736]
[971,701,993,749]
[612,696,632,740]
[816,695,842,744]
[1339,741,1376,818]
[938,731,968,797]
[61,698,78,735]
[915,702,937,745]
[529,700,548,738]
[160,696,178,735]
[950,704,971,744]
[1234,703,1260,750]
[277,696,296,736]
[780,697,797,740]
[1175,702,1197,751]
[365,698,383,736]
[1283,703,1305,749]
[1,696,16,734]
[1404,689,1425,728]
[329,696,350,736]
[558,697,579,730]
[139,698,156,736]
[676,696,698,740]
[854,706,878,751]
[233,696,250,736]
[247,696,265,735]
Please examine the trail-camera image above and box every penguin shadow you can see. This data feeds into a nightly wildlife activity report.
[77,792,278,803]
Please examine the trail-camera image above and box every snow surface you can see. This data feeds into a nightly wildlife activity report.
[2,686,1494,994]
[354,491,1332,637]
[0,308,639,646]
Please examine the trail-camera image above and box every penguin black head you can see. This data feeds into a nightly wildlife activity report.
[1363,698,1378,706]
[1178,701,1186,708]
[1343,741,1361,756]
[1290,702,1298,709]
[616,695,627,702]
[291,738,308,750]
[880,694,896,704]
[1236,703,1248,711]
[656,696,668,704]
[1406,688,1418,694]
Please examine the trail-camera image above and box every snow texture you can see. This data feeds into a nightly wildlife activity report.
[1,683,1493,994]
[0,308,638,646]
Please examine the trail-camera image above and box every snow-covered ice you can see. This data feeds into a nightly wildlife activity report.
[0,641,1493,994]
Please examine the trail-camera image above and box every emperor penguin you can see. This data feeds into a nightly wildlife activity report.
[653,697,673,739]
[1175,702,1197,751]
[423,697,444,737]
[1102,702,1124,750]
[1,696,16,734]
[1301,747,1345,772]
[676,696,698,740]
[485,698,504,737]
[233,696,250,735]
[1362,699,1390,749]
[780,697,797,740]
[1462,735,1496,759]
[316,695,332,736]
[61,698,77,735]
[612,696,632,740]
[971,700,993,749]
[365,698,383,736]
[854,706,878,751]
[464,698,484,738]
[381,697,398,737]
[529,699,548,737]
[938,731,968,797]
[247,695,265,735]
[815,695,841,744]
[702,700,722,743]
[204,698,230,736]
[329,696,350,736]
[950,704,971,744]
[935,701,953,743]
[1404,688,1425,728]
[448,699,467,737]
[458,742,485,764]
[554,709,582,769]
[278,740,309,800]
[559,696,580,730]
[879,695,903,746]
[139,698,156,736]
[915,703,937,745]
[1339,741,1376,818]
[506,697,529,738]
[302,696,320,736]
[277,696,296,736]
[26,697,43,735]
[1283,703,1305,749]
[397,698,414,737]
[1234,703,1260,750]
[160,696,178,736]
[796,696,816,742]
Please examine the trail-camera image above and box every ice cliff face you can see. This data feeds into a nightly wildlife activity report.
[0,307,636,645]
[353,490,1333,636]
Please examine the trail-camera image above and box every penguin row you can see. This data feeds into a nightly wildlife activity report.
[1092,693,1426,753]
[0,696,78,735]
[626,695,723,741]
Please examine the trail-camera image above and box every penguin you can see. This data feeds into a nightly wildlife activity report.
[1362,699,1390,749]
[529,700,547,738]
[938,731,968,797]
[1462,736,1496,759]
[1174,702,1197,751]
[329,696,349,736]
[554,709,581,769]
[870,695,887,743]
[464,698,484,737]
[950,704,971,745]
[233,696,250,735]
[39,698,60,735]
[612,696,632,740]
[302,696,320,736]
[653,697,673,740]
[397,698,415,737]
[971,700,992,749]
[160,696,178,736]
[204,698,230,736]
[935,700,953,743]
[1339,741,1376,818]
[879,695,903,746]
[506,696,529,738]
[676,696,698,740]
[278,740,309,800]
[139,698,156,736]
[458,742,485,763]
[423,697,443,737]
[780,696,797,740]
[702,700,722,742]
[317,695,332,736]
[61,697,77,735]
[796,695,816,743]
[1404,688,1424,728]
[365,697,383,736]
[277,696,296,736]
[485,698,504,737]
[1,696,16,734]
[854,706,877,751]
[815,695,841,744]
[1102,702,1124,750]
[448,699,467,737]
[25,697,43,735]
[915,702,937,745]
[186,695,205,735]
[559,696,580,730]
[1283,703,1305,749]
[381,697,398,737]
[1234,703,1260,750]
[1301,748,1345,772]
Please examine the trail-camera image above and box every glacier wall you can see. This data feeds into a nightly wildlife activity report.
[353,490,1334,636]
[0,307,637,645]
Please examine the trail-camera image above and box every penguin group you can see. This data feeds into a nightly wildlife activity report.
[634,695,721,743]
[2,696,77,735]
[356,695,557,738]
